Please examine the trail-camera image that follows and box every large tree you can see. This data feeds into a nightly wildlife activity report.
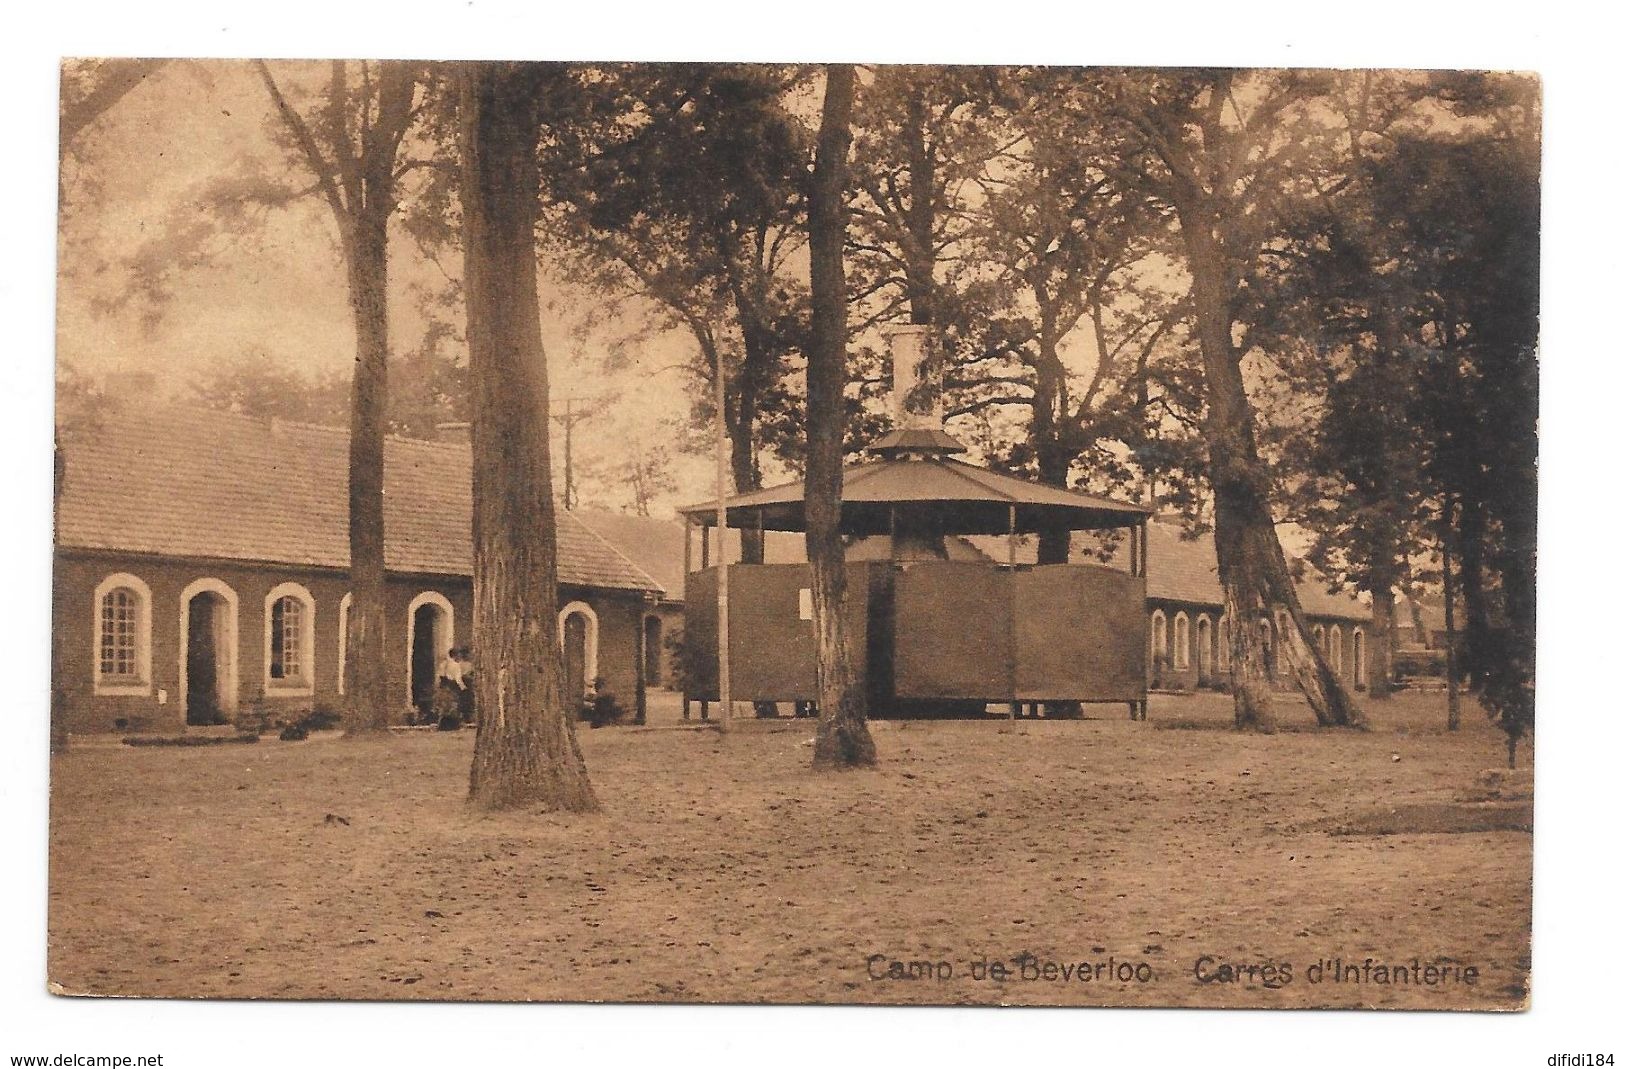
[1398,75,1540,764]
[1103,70,1364,730]
[946,69,1179,561]
[460,61,599,811]
[807,65,876,769]
[544,64,811,562]
[254,60,425,733]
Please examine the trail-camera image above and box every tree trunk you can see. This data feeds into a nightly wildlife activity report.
[461,62,598,812]
[1442,507,1461,731]
[1032,321,1072,566]
[901,81,937,327]
[343,214,393,734]
[254,61,417,736]
[1180,207,1364,730]
[1360,299,1409,703]
[807,65,875,769]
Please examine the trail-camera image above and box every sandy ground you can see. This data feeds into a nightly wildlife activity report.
[48,690,1531,1009]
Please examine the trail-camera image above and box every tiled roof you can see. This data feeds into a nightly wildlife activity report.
[568,509,695,597]
[969,522,1370,622]
[56,407,664,595]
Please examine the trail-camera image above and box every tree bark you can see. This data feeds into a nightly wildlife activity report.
[461,61,599,812]
[807,65,876,769]
[1180,208,1365,730]
[342,211,393,733]
[1442,504,1462,731]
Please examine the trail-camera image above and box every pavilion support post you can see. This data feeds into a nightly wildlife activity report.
[1006,504,1018,719]
[682,519,693,722]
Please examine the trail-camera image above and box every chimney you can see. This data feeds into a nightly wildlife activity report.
[871,324,965,458]
[435,421,472,445]
[888,324,941,431]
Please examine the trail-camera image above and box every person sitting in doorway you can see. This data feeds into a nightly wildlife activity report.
[433,646,466,731]
[455,646,476,724]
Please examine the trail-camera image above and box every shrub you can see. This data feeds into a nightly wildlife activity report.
[585,677,626,728]
[236,691,274,737]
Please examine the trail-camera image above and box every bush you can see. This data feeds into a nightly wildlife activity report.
[585,677,626,728]
[236,692,274,737]
[664,630,696,694]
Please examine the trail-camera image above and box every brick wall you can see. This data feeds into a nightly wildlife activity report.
[53,550,651,734]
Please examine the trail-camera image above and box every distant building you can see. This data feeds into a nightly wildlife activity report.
[53,408,665,734]
[1117,524,1370,692]
[1395,594,1452,651]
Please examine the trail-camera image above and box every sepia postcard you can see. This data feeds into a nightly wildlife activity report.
[47,58,1537,1015]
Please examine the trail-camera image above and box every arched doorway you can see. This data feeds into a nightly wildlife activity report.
[643,615,663,687]
[407,592,454,723]
[558,601,598,712]
[180,579,238,726]
[563,613,589,710]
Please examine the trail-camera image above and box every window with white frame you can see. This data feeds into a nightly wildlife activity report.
[1150,610,1167,662]
[1173,612,1190,670]
[1330,624,1344,676]
[94,573,152,694]
[1313,623,1326,651]
[337,593,352,695]
[1353,628,1366,686]
[264,583,315,692]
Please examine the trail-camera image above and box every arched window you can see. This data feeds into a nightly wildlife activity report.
[1313,623,1326,652]
[94,573,152,695]
[1150,610,1168,663]
[1353,627,1366,686]
[337,593,352,695]
[1258,617,1275,677]
[1196,615,1213,679]
[264,583,316,695]
[1173,612,1191,670]
[1330,624,1345,677]
[1216,616,1231,670]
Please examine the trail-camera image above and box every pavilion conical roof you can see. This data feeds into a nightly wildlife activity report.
[678,455,1148,536]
